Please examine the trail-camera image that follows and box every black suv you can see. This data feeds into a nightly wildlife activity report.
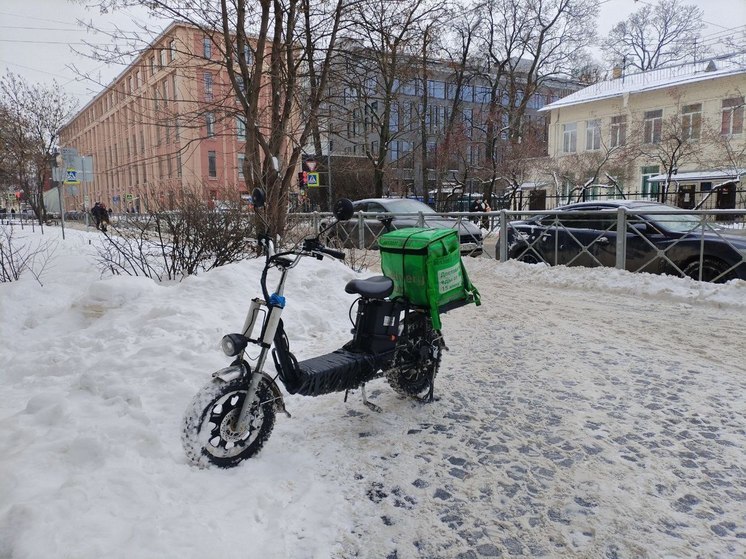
[504,200,746,283]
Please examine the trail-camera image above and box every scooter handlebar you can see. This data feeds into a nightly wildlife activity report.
[301,238,345,261]
[317,246,346,260]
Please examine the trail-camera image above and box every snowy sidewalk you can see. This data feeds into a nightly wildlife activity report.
[1,227,744,558]
[326,260,746,558]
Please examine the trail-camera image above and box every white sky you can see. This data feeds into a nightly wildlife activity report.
[1,222,745,557]
[0,0,744,107]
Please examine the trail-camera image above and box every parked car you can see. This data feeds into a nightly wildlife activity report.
[503,200,746,283]
[323,198,483,256]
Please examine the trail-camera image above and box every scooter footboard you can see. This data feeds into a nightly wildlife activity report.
[294,349,394,397]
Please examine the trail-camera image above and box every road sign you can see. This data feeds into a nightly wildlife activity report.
[64,168,80,184]
[307,172,320,187]
[61,147,79,163]
[125,193,134,202]
[52,167,66,182]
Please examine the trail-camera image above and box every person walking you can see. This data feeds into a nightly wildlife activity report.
[91,202,109,232]
[470,197,491,229]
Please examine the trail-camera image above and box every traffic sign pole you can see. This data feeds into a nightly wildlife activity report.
[82,156,89,227]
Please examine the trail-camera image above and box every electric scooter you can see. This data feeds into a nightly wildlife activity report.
[182,190,454,468]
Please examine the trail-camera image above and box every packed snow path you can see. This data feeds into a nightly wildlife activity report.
[324,261,746,558]
[1,226,744,559]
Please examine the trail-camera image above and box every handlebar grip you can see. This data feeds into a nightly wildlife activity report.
[321,247,346,260]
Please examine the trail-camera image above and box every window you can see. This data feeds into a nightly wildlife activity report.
[446,83,458,100]
[461,84,474,102]
[586,119,601,150]
[427,81,445,99]
[135,70,140,89]
[169,39,176,62]
[205,112,215,137]
[467,144,480,165]
[426,105,447,133]
[528,93,544,110]
[390,141,400,162]
[203,37,212,59]
[150,56,156,76]
[562,123,577,153]
[644,109,663,144]
[399,80,417,96]
[208,151,217,178]
[204,73,213,101]
[514,89,524,107]
[610,115,627,147]
[641,165,660,198]
[159,49,166,68]
[389,104,399,132]
[681,103,702,140]
[237,154,245,179]
[721,97,744,135]
[474,85,491,104]
[462,108,473,135]
[236,117,246,141]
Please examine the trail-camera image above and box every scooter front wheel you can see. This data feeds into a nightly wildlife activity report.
[182,377,276,468]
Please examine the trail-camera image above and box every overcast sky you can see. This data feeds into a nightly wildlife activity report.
[1,0,744,108]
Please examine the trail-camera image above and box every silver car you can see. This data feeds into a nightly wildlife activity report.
[324,198,483,256]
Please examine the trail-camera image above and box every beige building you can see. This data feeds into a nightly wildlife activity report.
[539,54,746,209]
[59,22,254,213]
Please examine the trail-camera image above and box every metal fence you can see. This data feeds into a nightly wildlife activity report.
[287,207,746,282]
[494,208,746,281]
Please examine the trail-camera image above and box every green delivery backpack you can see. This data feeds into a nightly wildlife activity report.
[378,228,481,330]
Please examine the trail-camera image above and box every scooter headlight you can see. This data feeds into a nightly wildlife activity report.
[220,333,249,356]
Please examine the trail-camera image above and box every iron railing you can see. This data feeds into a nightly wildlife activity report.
[495,208,746,282]
[287,208,746,282]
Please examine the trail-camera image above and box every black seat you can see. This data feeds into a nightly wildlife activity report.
[345,275,394,299]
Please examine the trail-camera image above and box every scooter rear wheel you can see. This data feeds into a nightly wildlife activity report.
[182,377,276,468]
[386,313,441,400]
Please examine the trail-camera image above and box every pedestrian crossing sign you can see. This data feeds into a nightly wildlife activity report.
[64,168,80,184]
[307,172,320,187]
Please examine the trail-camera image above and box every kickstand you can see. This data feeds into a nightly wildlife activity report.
[361,384,382,413]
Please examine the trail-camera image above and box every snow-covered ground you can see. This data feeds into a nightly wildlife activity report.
[1,224,745,559]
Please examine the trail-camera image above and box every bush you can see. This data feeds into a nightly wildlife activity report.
[95,193,257,280]
[0,224,56,284]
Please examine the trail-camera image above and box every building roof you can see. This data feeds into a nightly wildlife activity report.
[648,169,746,184]
[540,53,746,112]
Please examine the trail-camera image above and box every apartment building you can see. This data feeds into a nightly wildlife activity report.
[540,54,746,208]
[325,50,578,197]
[59,22,253,213]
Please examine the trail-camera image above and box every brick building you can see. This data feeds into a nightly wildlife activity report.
[59,22,254,213]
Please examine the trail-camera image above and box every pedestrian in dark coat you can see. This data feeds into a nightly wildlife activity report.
[91,202,109,232]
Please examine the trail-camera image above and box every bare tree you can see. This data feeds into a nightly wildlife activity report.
[602,0,706,72]
[0,73,77,221]
[78,0,346,239]
[331,0,446,198]
[474,0,598,202]
[698,91,746,174]
[628,90,706,202]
